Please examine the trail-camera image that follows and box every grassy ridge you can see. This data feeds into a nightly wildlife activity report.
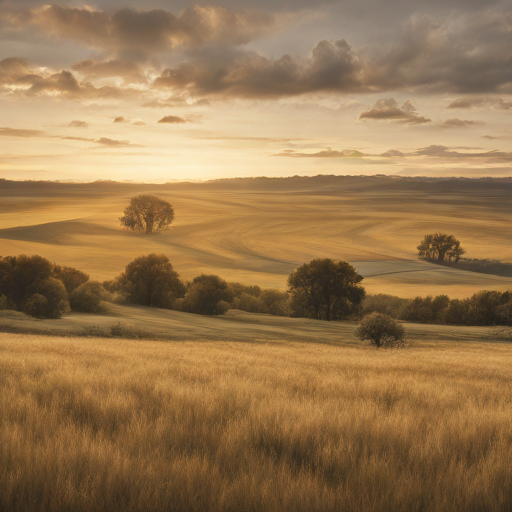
[1,333,511,511]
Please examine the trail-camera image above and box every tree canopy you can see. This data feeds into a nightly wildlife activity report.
[113,253,185,308]
[288,258,365,321]
[119,195,174,234]
[417,233,465,262]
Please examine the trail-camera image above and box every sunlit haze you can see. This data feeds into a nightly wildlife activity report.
[1,0,511,182]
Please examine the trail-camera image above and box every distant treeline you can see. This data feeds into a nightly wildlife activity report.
[1,254,511,327]
[430,258,512,278]
[361,292,512,326]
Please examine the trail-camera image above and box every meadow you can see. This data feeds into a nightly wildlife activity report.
[1,331,511,512]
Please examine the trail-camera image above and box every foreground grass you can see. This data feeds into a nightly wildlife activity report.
[1,334,511,512]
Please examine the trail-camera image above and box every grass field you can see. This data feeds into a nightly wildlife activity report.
[1,176,511,298]
[1,332,511,512]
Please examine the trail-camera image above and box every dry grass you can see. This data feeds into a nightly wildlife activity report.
[1,333,511,512]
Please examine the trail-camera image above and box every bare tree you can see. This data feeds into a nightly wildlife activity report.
[120,195,174,234]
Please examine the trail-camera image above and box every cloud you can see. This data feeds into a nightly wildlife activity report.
[60,135,135,147]
[142,97,210,108]
[482,135,499,140]
[0,126,44,137]
[442,118,485,128]
[0,58,141,99]
[1,5,276,58]
[95,137,132,147]
[113,116,128,123]
[273,148,365,158]
[71,59,145,83]
[155,39,364,98]
[447,97,512,110]
[359,98,431,124]
[68,120,88,128]
[414,144,512,161]
[271,143,512,163]
[158,115,187,124]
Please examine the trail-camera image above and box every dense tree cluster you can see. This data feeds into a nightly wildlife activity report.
[0,255,89,318]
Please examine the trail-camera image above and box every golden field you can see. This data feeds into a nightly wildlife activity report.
[1,176,511,298]
[1,331,511,512]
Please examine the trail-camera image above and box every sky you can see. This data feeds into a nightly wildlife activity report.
[1,0,511,182]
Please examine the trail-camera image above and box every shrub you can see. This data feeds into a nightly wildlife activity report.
[53,265,89,293]
[22,294,48,318]
[32,278,70,318]
[269,299,291,317]
[361,293,410,318]
[229,282,261,298]
[259,289,289,313]
[232,293,266,313]
[69,281,108,313]
[355,313,407,348]
[0,255,54,308]
[180,274,233,315]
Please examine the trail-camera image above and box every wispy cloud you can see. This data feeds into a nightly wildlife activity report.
[0,127,45,137]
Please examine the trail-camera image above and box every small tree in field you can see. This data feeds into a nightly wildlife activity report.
[120,195,174,234]
[355,313,406,348]
[417,233,465,263]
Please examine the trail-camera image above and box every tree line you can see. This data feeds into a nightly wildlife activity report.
[1,253,510,327]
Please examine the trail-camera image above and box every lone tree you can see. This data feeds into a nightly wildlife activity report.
[417,233,465,263]
[120,195,174,234]
[288,258,365,321]
[355,313,406,348]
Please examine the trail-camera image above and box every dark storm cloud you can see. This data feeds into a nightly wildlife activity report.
[359,99,430,125]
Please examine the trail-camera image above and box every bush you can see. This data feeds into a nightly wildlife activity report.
[361,293,410,318]
[0,255,54,308]
[228,282,261,298]
[269,299,291,317]
[33,278,70,318]
[69,281,109,313]
[22,294,48,318]
[53,265,89,293]
[232,293,266,313]
[114,254,185,308]
[180,274,233,315]
[355,313,407,348]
